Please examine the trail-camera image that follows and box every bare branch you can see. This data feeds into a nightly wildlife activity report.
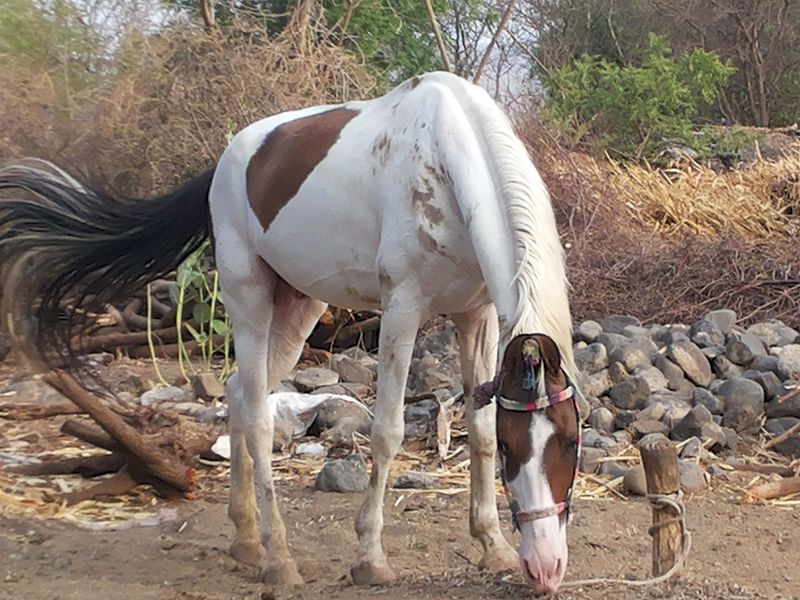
[424,0,452,72]
[473,0,518,84]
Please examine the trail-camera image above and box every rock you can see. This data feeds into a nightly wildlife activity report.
[764,418,800,458]
[580,369,613,398]
[335,357,375,387]
[663,330,691,346]
[191,373,225,401]
[608,362,629,384]
[340,347,371,361]
[579,447,606,474]
[614,410,638,431]
[321,415,373,444]
[140,386,190,407]
[777,345,800,380]
[611,430,631,445]
[689,320,725,348]
[295,367,340,391]
[293,441,328,458]
[766,392,800,419]
[575,320,603,343]
[170,401,207,417]
[340,383,372,399]
[654,356,685,391]
[608,376,650,410]
[419,370,455,393]
[273,417,294,451]
[576,394,591,421]
[633,365,668,392]
[597,332,627,353]
[315,454,369,493]
[623,464,647,496]
[582,428,617,450]
[575,343,609,374]
[601,314,641,335]
[0,332,9,361]
[693,388,723,415]
[608,339,656,371]
[745,371,781,400]
[719,377,765,432]
[309,397,371,435]
[702,309,737,335]
[679,460,708,494]
[632,419,670,438]
[702,346,725,360]
[636,402,664,422]
[722,426,740,450]
[679,437,703,459]
[622,325,651,339]
[712,355,743,379]
[751,355,780,375]
[747,321,800,348]
[725,333,766,365]
[589,407,615,433]
[394,471,437,489]
[313,384,354,397]
[699,421,728,450]
[598,461,628,479]
[667,341,713,387]
[671,405,713,441]
[405,398,439,421]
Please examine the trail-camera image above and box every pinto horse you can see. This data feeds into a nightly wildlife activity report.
[0,71,580,594]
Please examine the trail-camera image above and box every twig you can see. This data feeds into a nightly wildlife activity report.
[473,0,518,84]
[764,420,800,450]
[423,0,452,72]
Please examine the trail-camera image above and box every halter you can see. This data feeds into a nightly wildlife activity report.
[477,340,582,532]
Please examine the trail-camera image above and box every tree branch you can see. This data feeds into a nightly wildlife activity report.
[424,0,452,72]
[473,0,518,84]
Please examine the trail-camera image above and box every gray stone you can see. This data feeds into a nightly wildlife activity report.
[405,398,439,422]
[614,410,638,430]
[608,362,629,384]
[702,309,737,335]
[747,321,800,348]
[679,460,708,494]
[764,418,800,458]
[579,447,606,474]
[310,397,371,435]
[140,386,189,407]
[777,345,800,380]
[601,314,642,335]
[590,406,615,434]
[339,383,372,399]
[632,419,670,438]
[667,341,713,387]
[612,430,631,445]
[576,394,592,421]
[622,325,652,339]
[719,377,765,432]
[693,388,723,415]
[191,373,225,401]
[671,405,713,441]
[689,320,725,348]
[712,355,743,379]
[663,331,691,346]
[598,461,628,479]
[313,384,356,397]
[751,355,780,375]
[722,426,740,450]
[699,421,728,450]
[579,369,613,399]
[638,402,666,422]
[575,320,603,343]
[609,339,656,371]
[273,417,294,452]
[340,347,371,361]
[321,415,373,444]
[335,357,375,387]
[745,371,781,400]
[631,366,668,392]
[654,355,685,391]
[394,471,437,489]
[679,436,703,459]
[295,367,339,392]
[575,343,609,374]
[702,346,726,360]
[623,464,647,496]
[608,376,650,410]
[766,392,800,419]
[725,333,767,365]
[597,332,628,353]
[314,454,369,493]
[0,332,9,362]
[419,370,455,393]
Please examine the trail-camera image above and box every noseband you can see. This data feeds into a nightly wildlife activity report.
[476,344,582,531]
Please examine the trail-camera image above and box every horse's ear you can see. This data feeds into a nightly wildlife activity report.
[532,333,562,375]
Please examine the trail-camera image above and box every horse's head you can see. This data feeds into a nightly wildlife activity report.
[477,333,580,594]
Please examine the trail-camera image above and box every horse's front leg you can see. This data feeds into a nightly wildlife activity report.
[453,306,518,573]
[351,282,425,585]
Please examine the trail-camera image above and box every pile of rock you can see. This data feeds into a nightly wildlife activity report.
[575,310,800,493]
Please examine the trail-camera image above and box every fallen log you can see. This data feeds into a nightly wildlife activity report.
[764,420,800,450]
[0,401,84,419]
[747,476,800,501]
[43,370,194,492]
[61,419,120,451]
[9,453,125,477]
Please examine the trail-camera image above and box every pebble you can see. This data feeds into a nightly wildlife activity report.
[314,454,369,493]
[295,367,340,392]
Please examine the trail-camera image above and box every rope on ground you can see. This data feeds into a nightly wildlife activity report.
[559,491,691,589]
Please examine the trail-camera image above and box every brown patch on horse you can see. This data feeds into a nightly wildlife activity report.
[543,402,579,501]
[246,107,359,231]
[411,181,445,226]
[497,408,533,482]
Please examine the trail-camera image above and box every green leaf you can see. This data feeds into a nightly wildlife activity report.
[211,319,230,335]
[193,302,212,324]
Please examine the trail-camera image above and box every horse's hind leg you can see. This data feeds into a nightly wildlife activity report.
[453,305,518,573]
[351,279,426,585]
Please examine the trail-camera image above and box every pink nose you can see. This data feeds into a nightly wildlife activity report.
[523,557,564,595]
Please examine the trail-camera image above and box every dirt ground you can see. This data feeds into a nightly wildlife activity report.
[1,359,798,600]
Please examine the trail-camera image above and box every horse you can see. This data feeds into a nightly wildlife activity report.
[0,71,580,594]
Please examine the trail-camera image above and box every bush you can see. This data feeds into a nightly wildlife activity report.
[543,34,734,161]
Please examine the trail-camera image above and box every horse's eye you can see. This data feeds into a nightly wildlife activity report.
[564,436,578,450]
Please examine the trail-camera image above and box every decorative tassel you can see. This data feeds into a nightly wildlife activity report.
[521,339,541,391]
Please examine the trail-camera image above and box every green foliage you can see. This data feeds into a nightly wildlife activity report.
[544,35,734,160]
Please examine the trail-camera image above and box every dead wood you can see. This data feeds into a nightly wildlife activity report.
[9,453,126,477]
[61,419,120,451]
[723,459,795,477]
[70,326,182,353]
[60,467,140,505]
[0,401,84,419]
[747,476,800,501]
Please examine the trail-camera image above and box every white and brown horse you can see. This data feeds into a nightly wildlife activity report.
[0,71,580,593]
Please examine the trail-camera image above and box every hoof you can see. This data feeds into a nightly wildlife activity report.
[261,559,304,587]
[479,544,519,574]
[350,559,396,586]
[230,539,266,567]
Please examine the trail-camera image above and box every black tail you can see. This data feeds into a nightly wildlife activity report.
[0,159,215,370]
